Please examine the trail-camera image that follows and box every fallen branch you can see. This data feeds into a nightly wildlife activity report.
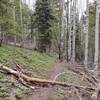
[0,64,95,93]
[53,72,66,81]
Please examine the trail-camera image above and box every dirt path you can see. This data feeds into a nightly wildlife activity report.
[28,62,62,100]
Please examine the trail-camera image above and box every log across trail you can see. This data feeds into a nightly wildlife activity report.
[0,63,95,92]
[1,63,100,100]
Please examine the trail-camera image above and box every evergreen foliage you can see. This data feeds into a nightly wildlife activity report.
[34,0,54,52]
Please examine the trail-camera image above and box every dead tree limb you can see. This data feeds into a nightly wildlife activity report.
[0,64,95,92]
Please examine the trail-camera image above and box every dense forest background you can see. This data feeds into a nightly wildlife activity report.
[0,0,96,62]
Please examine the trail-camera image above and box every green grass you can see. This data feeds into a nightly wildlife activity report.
[0,45,56,100]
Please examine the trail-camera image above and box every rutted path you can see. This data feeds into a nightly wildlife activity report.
[28,62,62,100]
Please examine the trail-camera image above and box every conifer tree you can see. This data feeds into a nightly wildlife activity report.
[34,0,54,52]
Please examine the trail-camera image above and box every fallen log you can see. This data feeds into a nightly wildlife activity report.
[0,64,96,92]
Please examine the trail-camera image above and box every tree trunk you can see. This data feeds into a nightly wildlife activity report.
[19,0,24,47]
[13,2,16,45]
[59,0,65,61]
[68,0,72,62]
[94,0,99,76]
[72,0,77,63]
[84,0,89,68]
[0,26,2,46]
[65,0,69,61]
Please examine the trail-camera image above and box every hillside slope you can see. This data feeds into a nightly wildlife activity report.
[0,45,56,100]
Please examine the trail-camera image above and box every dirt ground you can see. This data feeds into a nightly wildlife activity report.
[28,63,62,100]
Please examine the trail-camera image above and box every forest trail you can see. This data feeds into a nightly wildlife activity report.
[28,62,62,100]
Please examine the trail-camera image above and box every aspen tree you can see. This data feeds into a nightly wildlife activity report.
[94,0,99,76]
[68,0,72,61]
[13,0,16,44]
[84,0,89,68]
[19,0,24,46]
[65,0,69,60]
[59,0,65,61]
[72,0,77,63]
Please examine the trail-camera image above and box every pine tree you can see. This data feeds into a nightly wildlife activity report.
[34,0,54,52]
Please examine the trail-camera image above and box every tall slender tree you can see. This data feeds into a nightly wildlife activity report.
[84,0,89,68]
[59,0,65,61]
[19,0,24,46]
[13,0,16,44]
[68,0,72,61]
[94,0,99,76]
[71,0,77,63]
[64,0,69,60]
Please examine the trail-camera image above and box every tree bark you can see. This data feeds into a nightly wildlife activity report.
[94,0,99,76]
[19,0,24,47]
[72,0,77,63]
[59,0,65,61]
[13,1,16,45]
[65,0,69,60]
[84,0,89,69]
[68,0,72,61]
